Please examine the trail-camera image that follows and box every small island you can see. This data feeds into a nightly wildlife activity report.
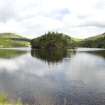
[31,32,77,49]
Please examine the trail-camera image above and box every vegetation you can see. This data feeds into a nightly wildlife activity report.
[0,32,105,49]
[0,94,22,105]
[79,33,105,48]
[0,33,30,48]
[31,32,77,49]
[31,32,105,49]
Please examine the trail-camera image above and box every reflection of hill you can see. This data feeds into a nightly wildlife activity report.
[86,50,105,58]
[31,49,68,63]
[0,49,27,58]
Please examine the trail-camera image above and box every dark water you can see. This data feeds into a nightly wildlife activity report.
[0,48,105,105]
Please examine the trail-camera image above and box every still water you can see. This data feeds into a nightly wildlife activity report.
[0,48,105,105]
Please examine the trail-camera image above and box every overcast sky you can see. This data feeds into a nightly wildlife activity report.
[0,0,105,38]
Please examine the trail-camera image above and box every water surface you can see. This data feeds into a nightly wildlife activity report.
[0,48,105,105]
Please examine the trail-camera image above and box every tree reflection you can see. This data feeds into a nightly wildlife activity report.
[81,50,105,58]
[31,48,68,63]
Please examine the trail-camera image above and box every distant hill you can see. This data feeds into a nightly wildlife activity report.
[79,32,105,48]
[0,33,22,38]
[0,33,30,48]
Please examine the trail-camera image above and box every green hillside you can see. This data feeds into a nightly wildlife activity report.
[79,33,105,48]
[0,33,30,48]
[0,33,22,38]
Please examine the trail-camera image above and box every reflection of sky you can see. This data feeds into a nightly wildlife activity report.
[0,52,105,88]
[0,53,105,86]
[65,53,105,90]
[0,51,105,104]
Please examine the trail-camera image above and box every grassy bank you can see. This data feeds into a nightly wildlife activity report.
[0,94,22,105]
[0,33,30,48]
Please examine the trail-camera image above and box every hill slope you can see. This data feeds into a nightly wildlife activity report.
[79,33,105,48]
[0,33,30,48]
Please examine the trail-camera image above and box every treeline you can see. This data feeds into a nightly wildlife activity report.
[31,32,77,49]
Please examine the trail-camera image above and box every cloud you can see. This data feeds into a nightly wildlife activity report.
[0,0,104,38]
[0,0,17,22]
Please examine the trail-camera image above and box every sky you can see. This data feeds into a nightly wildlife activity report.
[0,0,105,39]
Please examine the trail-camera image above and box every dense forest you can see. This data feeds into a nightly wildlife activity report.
[31,32,77,49]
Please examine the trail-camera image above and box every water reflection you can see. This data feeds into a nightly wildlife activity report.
[0,49,27,59]
[31,49,68,63]
[86,50,105,58]
[31,49,75,64]
[0,48,105,105]
[77,48,105,58]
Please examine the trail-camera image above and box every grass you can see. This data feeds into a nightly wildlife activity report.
[0,33,30,48]
[0,103,22,105]
[0,38,30,48]
[0,94,22,105]
[0,101,22,105]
